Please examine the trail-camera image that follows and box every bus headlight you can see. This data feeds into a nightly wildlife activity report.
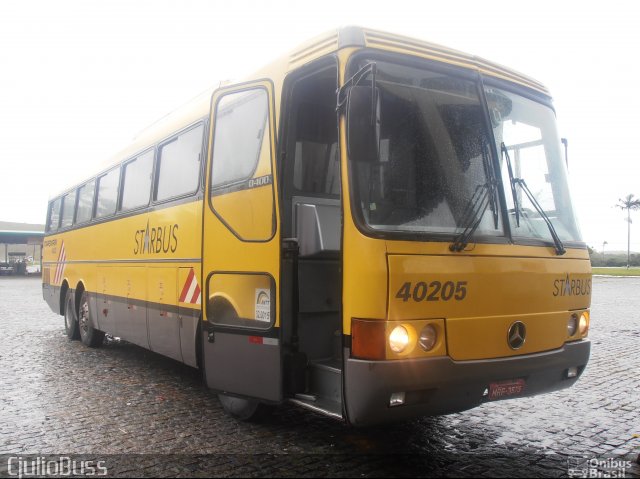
[419,324,438,351]
[567,314,578,337]
[579,312,589,336]
[389,325,410,353]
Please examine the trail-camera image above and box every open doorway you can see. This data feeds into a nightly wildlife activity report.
[280,59,343,418]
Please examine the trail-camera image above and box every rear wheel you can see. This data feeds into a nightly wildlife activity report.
[64,290,80,340]
[78,291,105,348]
[218,394,273,422]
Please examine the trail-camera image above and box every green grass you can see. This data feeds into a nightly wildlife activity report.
[592,267,640,276]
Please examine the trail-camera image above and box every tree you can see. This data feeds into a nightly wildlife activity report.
[616,194,640,268]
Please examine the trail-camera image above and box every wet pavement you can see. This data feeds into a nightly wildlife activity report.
[0,276,638,477]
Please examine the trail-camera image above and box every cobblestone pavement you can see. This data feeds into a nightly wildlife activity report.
[0,276,638,477]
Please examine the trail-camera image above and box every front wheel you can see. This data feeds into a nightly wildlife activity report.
[64,290,80,340]
[78,291,105,348]
[218,394,273,422]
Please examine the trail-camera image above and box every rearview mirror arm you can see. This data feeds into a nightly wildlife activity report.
[336,62,378,115]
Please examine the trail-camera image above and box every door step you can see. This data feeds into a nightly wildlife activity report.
[310,358,341,404]
[289,358,343,420]
[289,396,342,420]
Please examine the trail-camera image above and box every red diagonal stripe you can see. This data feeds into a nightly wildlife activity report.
[57,241,65,264]
[190,284,201,304]
[55,242,65,283]
[56,248,66,284]
[179,269,195,302]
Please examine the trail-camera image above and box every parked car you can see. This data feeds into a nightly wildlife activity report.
[26,264,41,275]
[0,262,15,275]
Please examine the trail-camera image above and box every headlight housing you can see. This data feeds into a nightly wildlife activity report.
[389,325,410,353]
[578,311,589,337]
[567,314,578,337]
[419,324,438,351]
[351,318,445,360]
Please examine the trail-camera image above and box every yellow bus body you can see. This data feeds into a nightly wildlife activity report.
[43,27,591,426]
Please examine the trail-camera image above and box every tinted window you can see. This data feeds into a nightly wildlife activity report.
[211,89,268,188]
[48,198,62,232]
[156,124,204,201]
[60,190,77,229]
[121,150,154,211]
[75,180,95,224]
[96,167,120,218]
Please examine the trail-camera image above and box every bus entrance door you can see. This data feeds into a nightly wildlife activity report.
[202,82,281,405]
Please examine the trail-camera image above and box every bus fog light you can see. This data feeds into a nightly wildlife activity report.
[579,313,589,336]
[390,392,405,407]
[567,314,578,337]
[389,325,410,353]
[567,367,578,378]
[419,324,438,351]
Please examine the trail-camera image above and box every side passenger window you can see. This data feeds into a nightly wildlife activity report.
[121,150,154,211]
[60,190,77,229]
[95,167,120,218]
[47,198,62,232]
[75,180,95,224]
[156,124,204,202]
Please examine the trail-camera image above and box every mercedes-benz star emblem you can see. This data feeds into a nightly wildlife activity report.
[507,321,526,350]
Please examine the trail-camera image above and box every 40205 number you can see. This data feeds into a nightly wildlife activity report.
[395,281,467,302]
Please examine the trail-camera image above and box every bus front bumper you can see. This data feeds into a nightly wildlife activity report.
[344,340,590,426]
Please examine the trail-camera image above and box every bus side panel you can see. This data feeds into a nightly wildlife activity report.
[42,271,59,315]
[115,266,148,348]
[42,237,63,315]
[179,306,199,368]
[147,267,182,362]
[96,266,117,336]
[178,266,201,368]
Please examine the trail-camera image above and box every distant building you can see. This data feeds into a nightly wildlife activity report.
[0,221,45,266]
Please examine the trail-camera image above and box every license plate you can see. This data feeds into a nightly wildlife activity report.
[488,379,525,400]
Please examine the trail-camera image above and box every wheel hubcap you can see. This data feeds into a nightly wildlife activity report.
[79,301,90,333]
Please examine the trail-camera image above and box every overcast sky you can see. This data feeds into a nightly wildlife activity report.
[1,0,639,252]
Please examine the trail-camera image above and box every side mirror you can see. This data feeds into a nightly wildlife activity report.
[347,85,380,163]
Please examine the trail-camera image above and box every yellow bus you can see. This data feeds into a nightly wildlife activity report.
[43,26,591,426]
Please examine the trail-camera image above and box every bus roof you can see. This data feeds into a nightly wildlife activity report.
[52,26,549,198]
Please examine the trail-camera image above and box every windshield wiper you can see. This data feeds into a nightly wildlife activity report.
[450,139,498,253]
[449,180,496,252]
[501,142,566,256]
[501,142,521,227]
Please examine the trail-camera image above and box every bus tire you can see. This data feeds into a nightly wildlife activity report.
[78,291,105,348]
[218,394,273,422]
[64,289,80,340]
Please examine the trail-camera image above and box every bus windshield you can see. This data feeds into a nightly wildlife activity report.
[348,60,503,239]
[347,59,582,245]
[486,86,582,243]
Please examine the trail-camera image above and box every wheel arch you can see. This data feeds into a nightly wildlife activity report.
[74,280,86,316]
[59,280,70,316]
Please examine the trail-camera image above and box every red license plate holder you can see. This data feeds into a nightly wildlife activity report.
[488,379,526,400]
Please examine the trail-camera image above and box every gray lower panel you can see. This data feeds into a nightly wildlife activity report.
[116,298,149,349]
[148,307,182,362]
[43,284,60,315]
[179,311,199,368]
[203,330,281,402]
[344,340,591,427]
